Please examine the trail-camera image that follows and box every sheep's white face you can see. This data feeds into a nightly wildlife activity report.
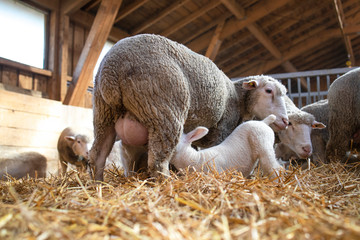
[65,135,90,160]
[243,79,289,132]
[278,123,313,159]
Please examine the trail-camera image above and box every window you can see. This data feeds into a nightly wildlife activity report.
[0,0,46,68]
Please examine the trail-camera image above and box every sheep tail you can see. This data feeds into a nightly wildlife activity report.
[262,114,276,126]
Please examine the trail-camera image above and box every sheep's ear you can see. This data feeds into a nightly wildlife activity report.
[242,80,258,90]
[311,121,326,129]
[65,136,76,143]
[185,127,209,143]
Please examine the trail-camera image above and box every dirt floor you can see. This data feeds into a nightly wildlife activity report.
[0,161,360,239]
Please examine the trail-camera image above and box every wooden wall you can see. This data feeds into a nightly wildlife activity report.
[0,87,93,175]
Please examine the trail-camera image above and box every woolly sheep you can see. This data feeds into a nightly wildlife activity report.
[276,96,326,160]
[57,127,92,175]
[0,152,47,180]
[170,115,283,177]
[326,68,360,161]
[90,34,289,181]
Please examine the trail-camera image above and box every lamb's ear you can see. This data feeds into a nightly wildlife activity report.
[242,80,258,90]
[65,136,76,143]
[185,127,209,143]
[311,121,326,129]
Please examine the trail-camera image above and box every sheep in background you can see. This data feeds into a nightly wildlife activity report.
[57,127,92,175]
[326,68,360,161]
[275,96,326,162]
[171,115,283,177]
[90,34,289,181]
[0,152,47,180]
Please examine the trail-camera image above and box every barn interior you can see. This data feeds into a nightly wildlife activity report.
[1,1,360,239]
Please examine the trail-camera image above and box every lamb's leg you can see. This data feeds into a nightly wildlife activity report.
[89,92,117,182]
[59,157,67,175]
[258,146,283,177]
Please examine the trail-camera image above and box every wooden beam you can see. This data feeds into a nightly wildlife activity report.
[0,57,52,77]
[132,0,191,34]
[63,0,122,106]
[160,0,221,37]
[70,10,130,43]
[234,29,341,77]
[114,0,149,23]
[22,0,57,10]
[205,21,225,61]
[220,0,245,19]
[334,0,355,66]
[187,0,291,52]
[61,0,92,15]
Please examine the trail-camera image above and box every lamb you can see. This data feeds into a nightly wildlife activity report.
[276,96,326,161]
[90,34,289,181]
[326,68,360,161]
[0,152,47,180]
[170,115,282,177]
[57,127,92,175]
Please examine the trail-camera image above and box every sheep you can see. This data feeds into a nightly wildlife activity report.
[276,96,326,161]
[57,127,92,175]
[170,115,282,177]
[0,152,47,180]
[90,34,289,181]
[326,68,360,161]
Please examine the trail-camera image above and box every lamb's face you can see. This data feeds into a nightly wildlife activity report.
[278,122,313,159]
[243,78,289,132]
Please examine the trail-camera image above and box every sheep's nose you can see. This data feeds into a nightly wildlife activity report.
[302,145,312,155]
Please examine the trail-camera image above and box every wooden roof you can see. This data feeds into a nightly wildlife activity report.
[26,0,360,106]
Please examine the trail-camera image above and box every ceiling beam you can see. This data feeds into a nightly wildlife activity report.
[187,0,291,52]
[114,0,149,23]
[334,0,355,66]
[221,0,303,85]
[70,10,130,43]
[64,0,122,106]
[132,0,191,34]
[160,0,221,37]
[61,0,92,15]
[205,21,225,60]
[233,29,341,77]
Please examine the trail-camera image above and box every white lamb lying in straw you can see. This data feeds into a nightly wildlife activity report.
[171,114,283,177]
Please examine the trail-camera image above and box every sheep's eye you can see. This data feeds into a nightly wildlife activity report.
[77,140,81,143]
[288,122,292,126]
[265,89,272,94]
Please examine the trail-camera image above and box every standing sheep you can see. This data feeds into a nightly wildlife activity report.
[90,34,289,181]
[170,115,283,177]
[57,127,92,175]
[0,152,47,180]
[276,96,326,160]
[326,68,360,161]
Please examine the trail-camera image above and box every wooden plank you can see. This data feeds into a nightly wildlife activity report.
[0,88,62,116]
[33,74,48,93]
[1,66,18,87]
[64,0,122,106]
[114,0,149,23]
[70,10,130,43]
[61,0,92,15]
[18,70,33,90]
[0,57,52,77]
[205,21,225,61]
[132,0,191,34]
[160,0,221,37]
[220,0,245,19]
[73,24,85,73]
[0,108,62,133]
[0,127,59,149]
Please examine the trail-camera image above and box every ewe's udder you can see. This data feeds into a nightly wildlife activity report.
[115,114,148,145]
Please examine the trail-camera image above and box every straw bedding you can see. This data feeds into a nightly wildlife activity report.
[0,161,360,239]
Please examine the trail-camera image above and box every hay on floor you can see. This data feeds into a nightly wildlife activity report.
[0,161,359,239]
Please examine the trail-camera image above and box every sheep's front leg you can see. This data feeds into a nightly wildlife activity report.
[258,147,284,178]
